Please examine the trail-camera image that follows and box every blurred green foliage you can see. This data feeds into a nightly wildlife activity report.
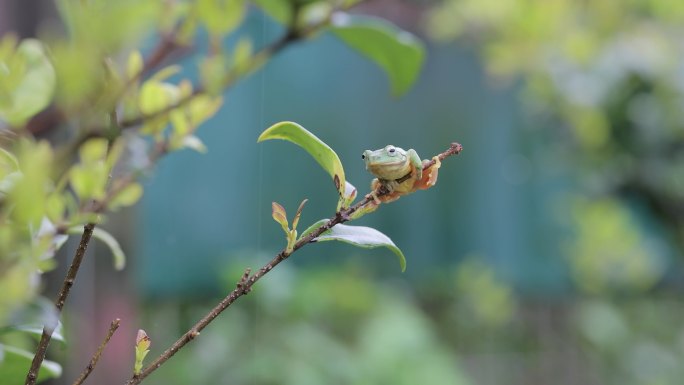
[147,264,472,385]
[427,0,684,282]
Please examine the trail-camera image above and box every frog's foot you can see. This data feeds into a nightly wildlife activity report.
[366,190,382,205]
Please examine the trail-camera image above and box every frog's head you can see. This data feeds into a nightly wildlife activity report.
[362,145,410,179]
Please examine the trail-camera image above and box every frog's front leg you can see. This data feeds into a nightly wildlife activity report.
[407,149,423,181]
[366,178,402,204]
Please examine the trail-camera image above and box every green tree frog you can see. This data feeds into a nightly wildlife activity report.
[362,145,441,204]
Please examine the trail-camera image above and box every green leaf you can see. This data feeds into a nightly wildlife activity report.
[258,121,346,197]
[69,227,125,270]
[179,135,208,154]
[126,50,143,79]
[79,138,108,163]
[196,0,246,37]
[149,65,182,82]
[0,148,19,176]
[0,344,62,383]
[299,218,328,240]
[316,223,407,271]
[0,322,65,343]
[330,14,425,97]
[0,39,56,126]
[109,182,144,210]
[251,0,292,25]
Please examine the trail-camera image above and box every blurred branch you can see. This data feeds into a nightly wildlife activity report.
[123,142,463,385]
[72,319,121,385]
[25,222,97,385]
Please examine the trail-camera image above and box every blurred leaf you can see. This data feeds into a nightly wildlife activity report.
[0,147,19,176]
[251,0,292,25]
[150,65,182,83]
[9,140,53,226]
[0,344,62,383]
[79,138,108,163]
[69,163,107,201]
[179,135,208,153]
[0,322,65,344]
[316,223,407,271]
[330,14,425,96]
[231,38,253,75]
[138,81,179,134]
[297,2,332,31]
[92,227,126,270]
[196,0,247,37]
[188,95,222,126]
[200,55,227,95]
[109,182,144,210]
[69,226,125,270]
[126,50,144,79]
[139,81,174,115]
[258,121,346,197]
[0,39,56,127]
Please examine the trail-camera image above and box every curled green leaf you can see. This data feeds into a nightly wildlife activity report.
[69,226,126,270]
[258,121,346,197]
[316,222,407,272]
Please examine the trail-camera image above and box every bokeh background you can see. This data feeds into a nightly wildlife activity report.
[5,0,684,384]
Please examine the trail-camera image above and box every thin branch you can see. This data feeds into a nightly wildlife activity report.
[72,319,121,385]
[25,223,97,385]
[123,142,463,385]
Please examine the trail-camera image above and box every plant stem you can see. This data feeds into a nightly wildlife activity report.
[25,223,97,385]
[72,319,121,385]
[122,142,462,385]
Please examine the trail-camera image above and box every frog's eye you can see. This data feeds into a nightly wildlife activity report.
[361,154,366,160]
[387,146,396,154]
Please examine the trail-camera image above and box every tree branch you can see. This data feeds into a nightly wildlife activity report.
[123,142,463,385]
[25,222,97,385]
[72,319,121,385]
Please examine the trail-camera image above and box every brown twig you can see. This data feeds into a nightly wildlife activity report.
[72,319,121,385]
[123,142,462,385]
[25,223,97,385]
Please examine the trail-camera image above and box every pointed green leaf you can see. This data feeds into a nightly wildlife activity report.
[316,223,407,271]
[69,227,125,270]
[0,344,62,383]
[150,65,182,82]
[330,14,425,97]
[258,121,345,196]
[299,218,328,241]
[126,50,143,79]
[109,182,144,210]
